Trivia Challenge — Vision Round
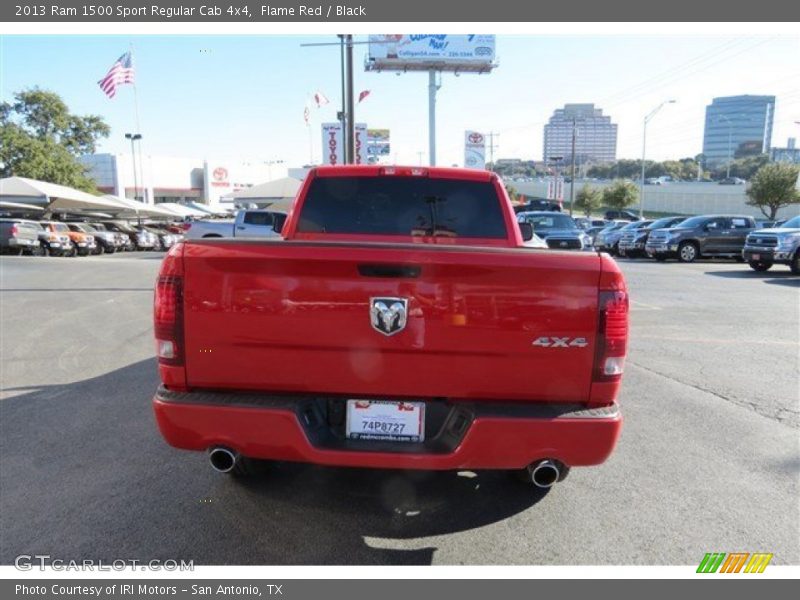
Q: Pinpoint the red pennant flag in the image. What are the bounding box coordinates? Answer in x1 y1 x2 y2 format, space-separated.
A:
358 90 371 103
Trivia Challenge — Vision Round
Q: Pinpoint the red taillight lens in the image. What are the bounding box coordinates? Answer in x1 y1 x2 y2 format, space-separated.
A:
154 275 183 365
594 290 629 381
181 223 191 231
11 224 19 236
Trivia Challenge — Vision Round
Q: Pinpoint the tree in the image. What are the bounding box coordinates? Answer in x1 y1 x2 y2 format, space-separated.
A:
746 163 800 220
0 88 109 192
574 184 602 217
602 179 639 210
504 181 519 203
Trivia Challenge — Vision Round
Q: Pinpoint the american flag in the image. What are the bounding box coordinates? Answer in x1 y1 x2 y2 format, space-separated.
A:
98 52 135 99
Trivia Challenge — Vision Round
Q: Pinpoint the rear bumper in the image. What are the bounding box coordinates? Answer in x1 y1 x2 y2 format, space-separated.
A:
152 386 622 470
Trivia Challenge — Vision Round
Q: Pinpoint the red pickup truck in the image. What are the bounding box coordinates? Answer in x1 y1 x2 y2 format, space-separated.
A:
152 166 627 488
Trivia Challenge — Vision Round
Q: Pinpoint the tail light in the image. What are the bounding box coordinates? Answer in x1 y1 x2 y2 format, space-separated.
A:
10 224 18 236
181 223 192 232
154 244 184 366
593 290 629 382
379 167 429 177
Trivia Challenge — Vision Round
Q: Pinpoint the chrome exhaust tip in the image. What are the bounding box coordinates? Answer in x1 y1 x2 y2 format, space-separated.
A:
208 447 239 473
528 459 560 488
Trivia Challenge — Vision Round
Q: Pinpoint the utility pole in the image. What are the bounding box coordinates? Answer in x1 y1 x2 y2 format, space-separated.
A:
487 132 500 170
345 35 355 165
338 35 347 164
569 119 578 217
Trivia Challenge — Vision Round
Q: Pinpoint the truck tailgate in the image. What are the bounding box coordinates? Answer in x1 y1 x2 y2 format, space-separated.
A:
181 240 601 403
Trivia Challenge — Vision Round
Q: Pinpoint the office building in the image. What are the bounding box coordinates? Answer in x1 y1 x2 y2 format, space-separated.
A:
702 95 775 168
543 104 617 166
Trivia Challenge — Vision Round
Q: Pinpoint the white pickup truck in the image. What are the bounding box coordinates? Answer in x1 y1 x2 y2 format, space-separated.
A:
184 209 287 239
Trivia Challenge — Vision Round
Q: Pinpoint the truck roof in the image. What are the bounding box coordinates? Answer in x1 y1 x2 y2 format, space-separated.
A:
310 165 495 182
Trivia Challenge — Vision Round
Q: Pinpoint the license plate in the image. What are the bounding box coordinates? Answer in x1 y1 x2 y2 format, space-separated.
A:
751 253 760 261
346 400 425 442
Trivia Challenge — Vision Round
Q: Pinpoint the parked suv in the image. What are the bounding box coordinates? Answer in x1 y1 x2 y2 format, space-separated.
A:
742 215 800 273
645 214 756 262
68 223 118 254
618 216 685 258
0 218 41 255
32 221 72 256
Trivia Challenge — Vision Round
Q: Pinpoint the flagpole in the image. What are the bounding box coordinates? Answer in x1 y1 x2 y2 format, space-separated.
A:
130 42 146 204
308 124 313 164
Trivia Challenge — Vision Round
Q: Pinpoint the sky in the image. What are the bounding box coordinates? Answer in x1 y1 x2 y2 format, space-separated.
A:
1 34 799 170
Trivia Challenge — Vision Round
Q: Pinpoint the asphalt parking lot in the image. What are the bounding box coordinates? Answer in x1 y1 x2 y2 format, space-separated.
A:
0 253 798 566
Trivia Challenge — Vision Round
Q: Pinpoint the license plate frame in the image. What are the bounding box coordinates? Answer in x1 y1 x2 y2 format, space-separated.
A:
751 253 761 261
345 400 425 443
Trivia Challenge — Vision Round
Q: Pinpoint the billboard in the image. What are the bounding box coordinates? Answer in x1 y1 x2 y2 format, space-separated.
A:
321 122 368 165
366 35 496 72
367 129 391 163
464 131 486 170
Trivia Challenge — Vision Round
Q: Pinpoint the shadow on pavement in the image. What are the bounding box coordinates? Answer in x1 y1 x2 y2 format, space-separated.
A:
0 359 548 566
704 269 799 287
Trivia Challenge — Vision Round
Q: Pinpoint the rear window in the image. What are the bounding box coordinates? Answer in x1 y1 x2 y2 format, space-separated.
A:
296 176 507 238
243 212 274 226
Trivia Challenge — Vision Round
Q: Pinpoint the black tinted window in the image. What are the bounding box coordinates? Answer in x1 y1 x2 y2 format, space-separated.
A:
243 212 274 226
297 176 507 238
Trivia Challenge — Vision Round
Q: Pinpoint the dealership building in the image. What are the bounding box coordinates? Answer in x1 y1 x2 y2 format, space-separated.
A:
78 153 296 208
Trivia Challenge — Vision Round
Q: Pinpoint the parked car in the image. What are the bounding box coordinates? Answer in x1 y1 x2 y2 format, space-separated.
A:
585 225 609 245
574 217 608 230
718 177 746 185
184 209 286 239
139 225 178 250
153 165 628 486
32 221 72 256
513 198 562 213
0 218 41 255
88 223 128 252
742 215 800 273
67 223 118 254
618 216 685 258
604 210 640 222
516 211 593 250
42 221 96 256
597 220 652 255
645 214 756 262
100 221 155 251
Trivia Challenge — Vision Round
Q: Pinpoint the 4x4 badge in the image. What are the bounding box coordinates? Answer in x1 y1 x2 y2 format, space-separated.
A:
532 336 589 348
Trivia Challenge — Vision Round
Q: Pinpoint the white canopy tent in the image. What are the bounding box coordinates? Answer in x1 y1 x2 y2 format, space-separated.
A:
224 177 302 213
156 202 210 218
101 195 178 218
0 177 124 212
0 200 45 212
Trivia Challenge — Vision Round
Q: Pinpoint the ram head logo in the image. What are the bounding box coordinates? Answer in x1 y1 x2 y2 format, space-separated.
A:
370 297 408 336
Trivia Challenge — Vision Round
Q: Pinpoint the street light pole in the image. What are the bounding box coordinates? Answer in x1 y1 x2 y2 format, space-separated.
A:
639 100 676 219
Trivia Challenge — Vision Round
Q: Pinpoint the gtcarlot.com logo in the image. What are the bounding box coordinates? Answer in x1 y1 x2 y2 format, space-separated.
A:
697 552 773 573
15 555 194 571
